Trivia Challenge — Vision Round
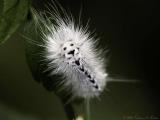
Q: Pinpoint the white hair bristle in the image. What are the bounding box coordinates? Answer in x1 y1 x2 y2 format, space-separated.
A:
31 1 108 99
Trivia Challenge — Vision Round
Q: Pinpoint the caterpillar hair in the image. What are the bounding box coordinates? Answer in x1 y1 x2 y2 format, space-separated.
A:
25 0 108 102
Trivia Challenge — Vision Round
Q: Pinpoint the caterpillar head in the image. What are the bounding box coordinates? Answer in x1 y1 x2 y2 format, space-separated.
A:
61 40 80 61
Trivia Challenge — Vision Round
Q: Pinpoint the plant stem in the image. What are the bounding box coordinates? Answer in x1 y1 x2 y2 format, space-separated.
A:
85 99 91 120
61 99 85 120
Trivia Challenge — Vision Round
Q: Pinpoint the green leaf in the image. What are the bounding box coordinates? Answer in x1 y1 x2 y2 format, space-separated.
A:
0 0 4 17
0 0 30 45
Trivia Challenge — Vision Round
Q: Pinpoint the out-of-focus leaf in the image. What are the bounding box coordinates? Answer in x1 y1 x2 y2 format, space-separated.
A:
3 0 16 13
0 0 30 45
0 0 4 17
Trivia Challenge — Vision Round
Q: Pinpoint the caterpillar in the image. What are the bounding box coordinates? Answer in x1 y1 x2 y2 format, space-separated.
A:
25 1 108 101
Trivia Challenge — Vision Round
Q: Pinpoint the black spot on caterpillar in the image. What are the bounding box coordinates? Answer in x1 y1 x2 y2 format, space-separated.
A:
79 66 84 72
63 47 67 50
68 50 75 55
87 74 91 79
85 71 88 75
70 43 74 46
90 79 95 84
75 60 80 66
94 85 99 89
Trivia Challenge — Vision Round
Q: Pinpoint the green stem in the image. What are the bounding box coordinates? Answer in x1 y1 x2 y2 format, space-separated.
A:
85 99 91 120
61 99 86 120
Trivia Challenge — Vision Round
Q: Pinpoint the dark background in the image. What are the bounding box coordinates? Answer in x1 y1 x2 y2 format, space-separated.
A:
0 0 160 119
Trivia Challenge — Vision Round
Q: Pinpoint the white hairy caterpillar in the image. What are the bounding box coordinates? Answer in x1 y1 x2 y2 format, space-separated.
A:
43 4 108 99
46 29 108 98
25 1 109 102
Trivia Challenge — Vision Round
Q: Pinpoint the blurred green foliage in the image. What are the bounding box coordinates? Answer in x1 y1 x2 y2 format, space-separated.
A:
0 0 30 44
